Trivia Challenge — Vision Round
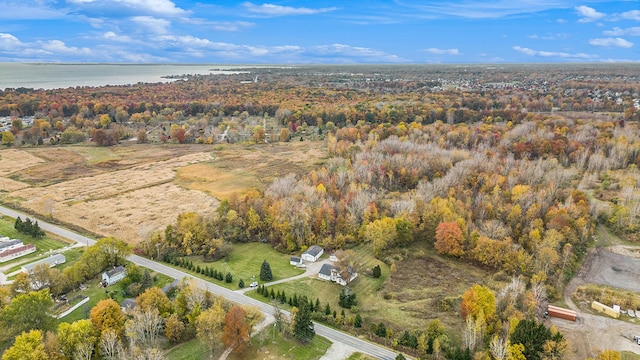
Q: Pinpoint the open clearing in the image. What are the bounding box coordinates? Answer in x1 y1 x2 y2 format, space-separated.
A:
552 239 640 359
0 142 326 244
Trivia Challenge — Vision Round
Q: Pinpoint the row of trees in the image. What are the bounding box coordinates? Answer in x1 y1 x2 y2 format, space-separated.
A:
14 217 45 238
1 279 264 360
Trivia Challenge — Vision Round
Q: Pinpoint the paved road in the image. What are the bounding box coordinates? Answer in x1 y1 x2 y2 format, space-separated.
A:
0 205 402 360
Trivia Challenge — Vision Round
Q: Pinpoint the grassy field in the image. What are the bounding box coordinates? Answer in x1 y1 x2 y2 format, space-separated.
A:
165 339 212 360
176 242 305 289
347 353 378 360
249 242 496 339
1 142 326 244
229 328 332 360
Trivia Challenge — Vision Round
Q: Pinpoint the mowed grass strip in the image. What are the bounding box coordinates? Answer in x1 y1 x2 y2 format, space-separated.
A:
229 328 332 360
166 338 212 360
181 243 304 287
65 147 122 165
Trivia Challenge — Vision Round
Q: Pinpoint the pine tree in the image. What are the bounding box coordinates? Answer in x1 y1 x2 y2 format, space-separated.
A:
293 301 315 343
260 260 273 281
238 279 245 289
372 264 382 278
225 272 233 283
354 314 363 328
324 303 331 315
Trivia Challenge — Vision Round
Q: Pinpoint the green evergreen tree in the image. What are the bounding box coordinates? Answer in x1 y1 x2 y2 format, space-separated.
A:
293 301 315 343
238 279 245 289
325 303 331 315
225 272 233 283
372 264 382 278
260 259 273 281
354 314 363 328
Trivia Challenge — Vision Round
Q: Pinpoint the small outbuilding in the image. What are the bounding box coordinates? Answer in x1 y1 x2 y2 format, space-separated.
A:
102 266 127 287
290 256 302 266
120 298 136 312
302 245 323 262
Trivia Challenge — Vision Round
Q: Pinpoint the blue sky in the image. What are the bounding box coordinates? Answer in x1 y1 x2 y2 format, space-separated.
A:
1 0 639 63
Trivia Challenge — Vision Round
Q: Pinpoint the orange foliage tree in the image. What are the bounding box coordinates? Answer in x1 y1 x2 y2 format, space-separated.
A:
434 221 464 257
221 306 250 353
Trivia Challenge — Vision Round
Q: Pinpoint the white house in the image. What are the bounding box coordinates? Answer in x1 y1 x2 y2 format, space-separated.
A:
21 253 66 273
301 245 323 262
290 256 302 266
102 266 127 286
0 239 36 263
318 263 358 286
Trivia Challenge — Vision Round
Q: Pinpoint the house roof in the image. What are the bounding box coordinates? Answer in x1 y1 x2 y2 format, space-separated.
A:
0 239 23 250
105 265 126 278
319 263 338 277
120 298 136 309
0 244 35 259
22 253 66 272
290 256 301 261
303 245 323 257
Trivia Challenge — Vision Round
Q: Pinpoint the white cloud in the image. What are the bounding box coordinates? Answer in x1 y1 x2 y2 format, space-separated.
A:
589 37 634 48
311 44 406 63
242 2 337 16
210 21 254 32
0 3 66 20
575 5 605 22
621 10 640 21
528 33 570 40
603 27 640 36
68 0 188 17
513 45 597 59
424 48 460 55
397 1 592 19
130 16 171 34
41 40 92 55
0 33 21 49
102 31 134 42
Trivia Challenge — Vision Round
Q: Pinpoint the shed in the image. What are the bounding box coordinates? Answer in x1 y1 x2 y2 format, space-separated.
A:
120 298 136 312
547 305 576 322
302 245 323 262
290 256 302 266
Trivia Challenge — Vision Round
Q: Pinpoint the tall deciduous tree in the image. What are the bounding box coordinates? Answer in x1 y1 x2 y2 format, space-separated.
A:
57 319 96 359
90 299 126 336
195 301 226 352
2 330 47 360
222 306 250 352
0 290 55 340
136 287 173 317
434 221 464 257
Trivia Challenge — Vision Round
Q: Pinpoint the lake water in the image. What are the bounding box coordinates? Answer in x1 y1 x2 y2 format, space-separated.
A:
0 63 251 90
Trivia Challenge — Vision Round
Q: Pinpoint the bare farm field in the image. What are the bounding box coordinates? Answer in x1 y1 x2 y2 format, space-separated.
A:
0 142 327 244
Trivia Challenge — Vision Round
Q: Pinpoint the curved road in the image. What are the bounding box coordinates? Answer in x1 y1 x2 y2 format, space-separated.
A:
0 205 402 360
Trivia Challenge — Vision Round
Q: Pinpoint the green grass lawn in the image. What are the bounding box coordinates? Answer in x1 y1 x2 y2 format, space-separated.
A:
229 328 332 360
347 353 378 360
165 339 213 360
247 243 388 317
172 242 305 289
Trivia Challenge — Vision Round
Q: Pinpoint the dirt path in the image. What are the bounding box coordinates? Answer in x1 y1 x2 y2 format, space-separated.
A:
554 247 640 359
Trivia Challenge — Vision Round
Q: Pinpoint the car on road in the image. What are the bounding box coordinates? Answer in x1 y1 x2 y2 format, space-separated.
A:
249 281 258 288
